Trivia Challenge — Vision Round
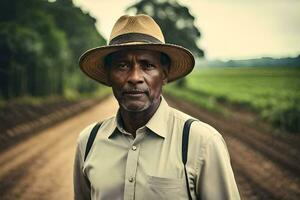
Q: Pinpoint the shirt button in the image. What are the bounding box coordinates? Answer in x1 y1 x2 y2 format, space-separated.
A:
128 177 134 182
132 146 137 151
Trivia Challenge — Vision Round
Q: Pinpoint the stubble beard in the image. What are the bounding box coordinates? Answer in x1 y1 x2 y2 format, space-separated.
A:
119 93 161 113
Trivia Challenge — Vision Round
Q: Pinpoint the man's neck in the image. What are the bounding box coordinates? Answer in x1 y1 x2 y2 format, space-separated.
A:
120 98 161 137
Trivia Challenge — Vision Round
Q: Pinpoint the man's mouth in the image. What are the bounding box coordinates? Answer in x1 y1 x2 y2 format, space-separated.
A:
123 90 146 97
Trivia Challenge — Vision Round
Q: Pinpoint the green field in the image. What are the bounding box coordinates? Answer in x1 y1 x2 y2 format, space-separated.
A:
164 67 300 133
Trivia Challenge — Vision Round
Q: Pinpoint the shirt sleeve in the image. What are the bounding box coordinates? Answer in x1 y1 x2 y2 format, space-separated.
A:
73 140 91 200
196 133 241 200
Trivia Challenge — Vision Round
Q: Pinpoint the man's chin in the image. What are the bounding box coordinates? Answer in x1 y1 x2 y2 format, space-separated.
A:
121 102 149 112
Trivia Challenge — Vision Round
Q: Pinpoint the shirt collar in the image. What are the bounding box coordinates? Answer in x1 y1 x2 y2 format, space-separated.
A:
145 95 169 138
109 95 170 139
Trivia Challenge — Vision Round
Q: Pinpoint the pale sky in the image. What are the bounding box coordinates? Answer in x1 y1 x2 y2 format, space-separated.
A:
74 0 300 60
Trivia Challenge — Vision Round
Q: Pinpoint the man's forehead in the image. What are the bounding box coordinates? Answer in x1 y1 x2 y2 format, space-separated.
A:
110 49 161 60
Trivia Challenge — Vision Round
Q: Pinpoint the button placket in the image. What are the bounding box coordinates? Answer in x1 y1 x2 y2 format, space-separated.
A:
123 142 140 200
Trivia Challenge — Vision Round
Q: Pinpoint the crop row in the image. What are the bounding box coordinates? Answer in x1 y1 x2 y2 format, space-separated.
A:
164 67 300 132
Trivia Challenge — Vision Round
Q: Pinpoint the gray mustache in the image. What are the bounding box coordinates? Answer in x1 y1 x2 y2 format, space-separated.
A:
122 87 149 93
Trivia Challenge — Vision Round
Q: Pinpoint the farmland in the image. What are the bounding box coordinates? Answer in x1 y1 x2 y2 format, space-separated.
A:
164 67 300 132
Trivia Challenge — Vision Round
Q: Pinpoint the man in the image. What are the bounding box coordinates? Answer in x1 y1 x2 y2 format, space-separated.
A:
74 14 240 200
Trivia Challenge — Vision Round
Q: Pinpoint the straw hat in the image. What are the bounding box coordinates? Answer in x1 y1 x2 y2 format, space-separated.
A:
79 14 195 86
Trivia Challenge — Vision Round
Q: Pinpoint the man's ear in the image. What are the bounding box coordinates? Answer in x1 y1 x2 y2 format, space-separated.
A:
163 79 168 85
162 66 169 85
104 65 112 86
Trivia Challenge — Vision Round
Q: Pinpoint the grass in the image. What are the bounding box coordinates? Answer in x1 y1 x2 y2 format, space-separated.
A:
64 86 111 100
163 83 229 116
0 86 112 109
165 66 300 133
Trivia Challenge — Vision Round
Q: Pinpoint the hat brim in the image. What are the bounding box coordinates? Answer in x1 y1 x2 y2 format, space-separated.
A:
79 43 195 86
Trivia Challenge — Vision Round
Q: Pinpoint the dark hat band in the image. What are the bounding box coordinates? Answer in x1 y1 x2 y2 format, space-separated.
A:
109 33 163 45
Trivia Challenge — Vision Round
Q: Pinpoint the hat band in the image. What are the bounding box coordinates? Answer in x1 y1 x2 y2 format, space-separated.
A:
109 33 163 45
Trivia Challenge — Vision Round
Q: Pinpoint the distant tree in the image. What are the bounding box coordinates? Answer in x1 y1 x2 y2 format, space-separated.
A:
127 0 204 87
0 0 107 99
0 0 70 98
45 0 106 92
45 0 106 67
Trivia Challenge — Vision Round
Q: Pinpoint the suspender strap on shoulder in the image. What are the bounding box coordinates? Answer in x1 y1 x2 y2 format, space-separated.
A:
182 118 197 200
84 122 102 161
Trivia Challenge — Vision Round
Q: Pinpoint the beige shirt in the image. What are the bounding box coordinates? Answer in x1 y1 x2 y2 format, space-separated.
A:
73 96 240 200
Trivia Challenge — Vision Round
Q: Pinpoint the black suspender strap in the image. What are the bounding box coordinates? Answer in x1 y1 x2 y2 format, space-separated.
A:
182 119 197 200
84 122 102 162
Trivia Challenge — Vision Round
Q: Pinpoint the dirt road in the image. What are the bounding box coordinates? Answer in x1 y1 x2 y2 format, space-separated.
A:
1 95 299 199
0 96 118 200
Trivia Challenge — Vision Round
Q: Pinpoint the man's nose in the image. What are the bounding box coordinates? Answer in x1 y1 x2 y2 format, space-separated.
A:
127 64 144 84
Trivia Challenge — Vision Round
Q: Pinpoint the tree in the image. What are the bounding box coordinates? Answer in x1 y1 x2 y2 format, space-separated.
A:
45 0 107 92
0 0 107 99
45 0 106 67
0 0 70 98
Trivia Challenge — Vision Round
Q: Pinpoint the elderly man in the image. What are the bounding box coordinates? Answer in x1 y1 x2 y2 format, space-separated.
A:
73 14 240 200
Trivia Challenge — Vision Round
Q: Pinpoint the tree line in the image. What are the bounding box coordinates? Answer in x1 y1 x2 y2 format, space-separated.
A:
0 0 106 99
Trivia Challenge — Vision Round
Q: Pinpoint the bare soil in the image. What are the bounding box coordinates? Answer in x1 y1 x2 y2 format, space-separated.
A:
0 96 118 200
0 97 107 151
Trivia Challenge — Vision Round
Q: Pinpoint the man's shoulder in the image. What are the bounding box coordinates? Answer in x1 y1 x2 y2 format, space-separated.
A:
76 116 116 145
170 106 221 142
169 106 195 122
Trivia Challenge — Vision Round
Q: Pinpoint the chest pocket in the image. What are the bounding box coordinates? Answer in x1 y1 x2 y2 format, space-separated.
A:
145 175 187 200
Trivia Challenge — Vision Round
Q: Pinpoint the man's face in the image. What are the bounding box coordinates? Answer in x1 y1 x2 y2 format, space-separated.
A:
106 49 168 112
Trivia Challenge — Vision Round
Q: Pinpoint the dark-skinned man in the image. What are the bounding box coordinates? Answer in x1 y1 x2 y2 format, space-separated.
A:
73 14 240 200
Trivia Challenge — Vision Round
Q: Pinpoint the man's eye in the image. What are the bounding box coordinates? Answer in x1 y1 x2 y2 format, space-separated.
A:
115 63 128 69
145 63 155 69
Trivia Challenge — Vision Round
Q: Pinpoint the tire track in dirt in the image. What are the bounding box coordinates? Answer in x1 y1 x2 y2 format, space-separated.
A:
227 135 300 200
